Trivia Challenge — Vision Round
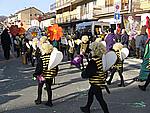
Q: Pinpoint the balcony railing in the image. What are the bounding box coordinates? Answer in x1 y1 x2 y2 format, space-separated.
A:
140 0 150 10
56 14 78 23
56 0 71 9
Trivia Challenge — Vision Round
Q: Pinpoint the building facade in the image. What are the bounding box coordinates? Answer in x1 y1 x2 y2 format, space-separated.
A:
56 0 101 34
55 0 150 33
7 7 44 30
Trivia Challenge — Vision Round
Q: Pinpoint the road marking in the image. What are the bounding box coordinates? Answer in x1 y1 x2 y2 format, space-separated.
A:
0 79 11 82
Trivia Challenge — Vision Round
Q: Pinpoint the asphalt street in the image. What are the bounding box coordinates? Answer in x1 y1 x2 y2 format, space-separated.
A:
0 48 150 113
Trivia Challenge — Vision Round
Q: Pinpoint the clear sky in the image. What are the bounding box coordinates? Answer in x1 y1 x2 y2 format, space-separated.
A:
0 0 55 16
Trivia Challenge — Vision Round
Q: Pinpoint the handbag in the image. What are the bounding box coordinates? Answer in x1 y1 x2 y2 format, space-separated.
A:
71 55 82 66
37 74 45 83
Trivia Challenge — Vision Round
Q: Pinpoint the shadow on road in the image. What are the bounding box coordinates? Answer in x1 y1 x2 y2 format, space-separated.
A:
1 85 150 113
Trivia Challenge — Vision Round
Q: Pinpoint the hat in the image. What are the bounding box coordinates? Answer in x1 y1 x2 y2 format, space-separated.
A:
113 43 123 51
81 35 89 43
91 42 106 58
41 43 53 55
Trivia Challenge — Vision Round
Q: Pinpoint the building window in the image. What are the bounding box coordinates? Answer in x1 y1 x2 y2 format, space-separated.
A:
93 0 97 5
105 0 114 7
122 0 129 10
56 0 61 7
81 3 89 15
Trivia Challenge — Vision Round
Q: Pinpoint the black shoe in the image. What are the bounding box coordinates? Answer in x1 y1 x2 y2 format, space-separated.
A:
138 85 146 91
118 84 125 87
106 81 111 85
35 99 41 105
45 102 53 107
32 63 35 67
80 106 90 113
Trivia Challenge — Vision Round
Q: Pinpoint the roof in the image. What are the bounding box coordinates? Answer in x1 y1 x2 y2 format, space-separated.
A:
15 7 44 14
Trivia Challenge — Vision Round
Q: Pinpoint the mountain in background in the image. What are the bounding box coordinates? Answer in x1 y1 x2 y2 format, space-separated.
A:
0 16 7 22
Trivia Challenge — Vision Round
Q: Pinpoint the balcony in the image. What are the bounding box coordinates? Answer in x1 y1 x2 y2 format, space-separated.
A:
72 0 95 5
140 1 150 10
57 13 78 24
132 0 142 12
56 0 71 11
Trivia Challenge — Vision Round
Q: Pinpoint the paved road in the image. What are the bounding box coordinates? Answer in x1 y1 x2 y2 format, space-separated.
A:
0 53 149 113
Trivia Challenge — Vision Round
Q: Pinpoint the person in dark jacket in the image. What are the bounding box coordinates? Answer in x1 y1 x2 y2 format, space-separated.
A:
33 43 58 107
1 28 12 60
121 29 129 47
80 42 109 113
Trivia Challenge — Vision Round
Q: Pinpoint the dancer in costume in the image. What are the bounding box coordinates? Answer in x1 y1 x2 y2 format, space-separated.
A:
146 16 150 38
80 41 110 113
80 35 90 70
107 43 125 87
134 17 150 81
138 18 150 89
138 59 150 91
33 43 58 107
68 35 75 62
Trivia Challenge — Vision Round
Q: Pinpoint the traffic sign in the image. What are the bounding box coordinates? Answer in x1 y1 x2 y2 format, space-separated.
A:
114 0 121 13
114 13 120 20
115 5 120 10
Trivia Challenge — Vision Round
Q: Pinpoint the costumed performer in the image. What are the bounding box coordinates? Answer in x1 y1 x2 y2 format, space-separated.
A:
80 41 109 113
138 58 150 91
68 35 75 63
134 17 150 81
80 35 90 70
33 43 58 107
137 16 150 89
107 43 125 87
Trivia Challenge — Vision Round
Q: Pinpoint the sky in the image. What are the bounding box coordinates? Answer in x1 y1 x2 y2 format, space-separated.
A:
0 0 55 16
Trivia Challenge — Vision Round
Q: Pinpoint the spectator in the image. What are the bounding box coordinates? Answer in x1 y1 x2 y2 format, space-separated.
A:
0 28 12 60
121 29 129 47
105 28 116 52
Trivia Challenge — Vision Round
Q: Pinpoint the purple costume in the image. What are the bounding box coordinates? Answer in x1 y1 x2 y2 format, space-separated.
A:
105 33 116 52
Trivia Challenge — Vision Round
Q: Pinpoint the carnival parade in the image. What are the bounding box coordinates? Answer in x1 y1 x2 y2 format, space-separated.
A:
0 0 150 113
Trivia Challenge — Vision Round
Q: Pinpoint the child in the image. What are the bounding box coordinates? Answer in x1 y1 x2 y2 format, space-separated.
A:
80 42 109 113
33 43 58 107
107 43 125 87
